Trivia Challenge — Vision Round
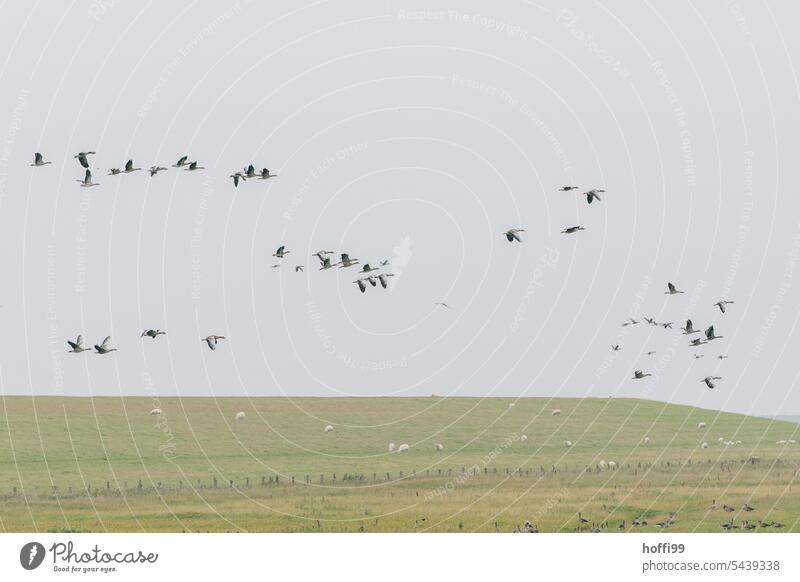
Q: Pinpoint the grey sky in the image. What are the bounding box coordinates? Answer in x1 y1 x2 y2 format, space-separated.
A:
0 1 798 416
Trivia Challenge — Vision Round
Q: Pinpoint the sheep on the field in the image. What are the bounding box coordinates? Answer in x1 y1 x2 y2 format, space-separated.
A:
698 421 707 429
717 437 724 442
388 442 396 452
398 443 409 453
235 411 246 421
643 436 650 444
776 440 788 445
563 440 572 448
508 402 516 407
150 408 162 416
790 439 797 444
520 434 528 442
598 460 607 469
435 443 444 451
552 409 562 416
324 424 334 433
735 440 742 444
701 442 709 449
607 461 618 470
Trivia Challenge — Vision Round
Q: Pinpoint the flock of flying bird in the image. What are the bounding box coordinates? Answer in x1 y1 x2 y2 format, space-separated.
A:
504 185 733 393
31 149 401 354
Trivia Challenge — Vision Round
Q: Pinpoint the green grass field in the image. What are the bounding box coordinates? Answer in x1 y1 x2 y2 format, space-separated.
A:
1 396 798 532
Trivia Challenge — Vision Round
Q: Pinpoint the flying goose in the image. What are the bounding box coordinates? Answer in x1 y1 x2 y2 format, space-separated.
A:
435 302 453 310
359 264 379 273
76 169 99 187
561 226 585 234
644 317 657 325
621 318 639 327
172 156 189 168
504 228 524 242
123 159 141 173
67 335 90 353
31 152 51 166
584 189 604 204
107 167 121 175
377 273 394 288
611 344 621 351
74 151 96 168
693 354 704 359
559 185 579 191
354 278 367 293
230 171 245 187
701 376 722 389
717 355 728 360
258 168 277 179
365 276 377 287
705 325 723 341
689 338 707 347
183 161 204 171
339 253 359 268
665 282 684 294
632 370 652 379
318 257 336 270
646 351 656 356
681 319 699 334
313 250 335 262
149 166 168 176
202 335 225 350
141 329 166 339
714 300 735 313
272 245 290 258
295 265 304 272
661 322 673 329
380 259 390 266
243 164 257 179
94 336 117 354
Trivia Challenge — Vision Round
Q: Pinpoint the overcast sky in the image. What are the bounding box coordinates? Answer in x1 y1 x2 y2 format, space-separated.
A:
0 0 799 416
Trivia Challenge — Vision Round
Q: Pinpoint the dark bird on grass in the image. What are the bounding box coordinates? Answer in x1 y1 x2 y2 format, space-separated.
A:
504 228 524 242
94 336 117 354
742 503 755 512
665 282 684 295
632 370 652 379
702 376 722 389
31 152 51 166
141 329 166 339
578 512 589 524
561 226 585 234
74 151 95 168
714 300 735 314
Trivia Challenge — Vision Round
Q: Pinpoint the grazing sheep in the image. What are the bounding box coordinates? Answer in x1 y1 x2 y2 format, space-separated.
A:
520 435 528 442
150 408 162 416
435 443 444 451
698 422 707 429
735 440 742 445
643 436 650 444
598 460 607 469
717 437 724 442
701 442 709 449
398 443 409 453
552 409 562 416
607 461 618 470
508 402 516 407
563 440 572 448
776 440 788 445
324 424 334 433
388 442 396 452
235 411 246 421
790 439 797 444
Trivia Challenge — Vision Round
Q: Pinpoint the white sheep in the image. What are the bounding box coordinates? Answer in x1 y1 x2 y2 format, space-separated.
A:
398 443 409 453
735 440 742 444
698 421 707 429
790 439 797 444
235 411 246 421
607 461 618 470
435 443 444 451
717 437 724 442
776 440 788 445
508 402 516 407
598 460 607 469
324 424 334 433
388 442 396 452
563 440 572 448
643 436 651 444
701 442 709 449
150 408 162 416
552 409 562 416
520 435 528 442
